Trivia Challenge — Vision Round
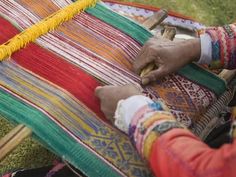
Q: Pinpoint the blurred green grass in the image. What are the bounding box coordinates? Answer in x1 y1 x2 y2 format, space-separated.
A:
122 0 236 26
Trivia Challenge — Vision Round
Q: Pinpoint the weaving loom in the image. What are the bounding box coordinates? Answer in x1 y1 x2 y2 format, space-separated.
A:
0 0 234 176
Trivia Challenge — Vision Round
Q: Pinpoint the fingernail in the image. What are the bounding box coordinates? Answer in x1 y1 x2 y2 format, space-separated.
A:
96 86 102 90
95 86 102 96
141 78 149 85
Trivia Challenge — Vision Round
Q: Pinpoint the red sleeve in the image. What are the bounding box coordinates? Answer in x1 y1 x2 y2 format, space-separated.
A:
149 128 236 177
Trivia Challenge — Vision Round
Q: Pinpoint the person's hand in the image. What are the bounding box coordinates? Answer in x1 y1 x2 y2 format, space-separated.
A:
95 84 143 122
133 36 201 85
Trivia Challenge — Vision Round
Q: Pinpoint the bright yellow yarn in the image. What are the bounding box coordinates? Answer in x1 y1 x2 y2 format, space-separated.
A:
0 0 97 61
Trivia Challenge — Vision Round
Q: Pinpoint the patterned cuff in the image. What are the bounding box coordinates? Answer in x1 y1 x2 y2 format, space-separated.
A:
114 95 154 133
127 100 185 159
152 121 184 135
206 24 236 69
142 120 184 159
129 108 184 159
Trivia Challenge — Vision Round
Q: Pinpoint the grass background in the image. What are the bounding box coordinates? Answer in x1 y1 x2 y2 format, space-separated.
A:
121 0 236 26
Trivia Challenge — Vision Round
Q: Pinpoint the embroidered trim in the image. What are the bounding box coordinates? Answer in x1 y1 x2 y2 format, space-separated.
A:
206 24 236 69
127 101 184 159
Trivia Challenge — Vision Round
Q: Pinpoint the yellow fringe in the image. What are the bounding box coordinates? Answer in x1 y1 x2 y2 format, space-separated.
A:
0 0 97 61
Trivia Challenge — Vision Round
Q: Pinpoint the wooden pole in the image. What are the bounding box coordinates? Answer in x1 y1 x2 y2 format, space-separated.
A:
0 124 32 161
218 69 236 82
140 26 176 77
142 9 168 30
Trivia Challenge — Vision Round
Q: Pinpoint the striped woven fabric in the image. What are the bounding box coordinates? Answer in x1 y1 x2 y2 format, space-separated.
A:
0 0 227 176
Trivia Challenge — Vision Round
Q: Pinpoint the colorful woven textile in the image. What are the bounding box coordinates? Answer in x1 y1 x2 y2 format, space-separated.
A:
103 0 205 31
0 0 227 176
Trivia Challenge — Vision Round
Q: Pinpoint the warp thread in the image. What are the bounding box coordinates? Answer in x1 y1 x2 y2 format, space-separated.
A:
0 0 97 61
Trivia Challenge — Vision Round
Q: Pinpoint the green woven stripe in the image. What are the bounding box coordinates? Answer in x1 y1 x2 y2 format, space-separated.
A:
87 3 226 96
0 88 121 177
177 63 226 96
86 3 152 45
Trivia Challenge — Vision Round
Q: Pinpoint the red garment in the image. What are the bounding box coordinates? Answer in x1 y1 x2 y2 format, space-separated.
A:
149 129 236 177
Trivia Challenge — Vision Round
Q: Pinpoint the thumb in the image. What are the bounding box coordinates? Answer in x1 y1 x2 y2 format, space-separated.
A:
133 54 156 75
141 67 166 85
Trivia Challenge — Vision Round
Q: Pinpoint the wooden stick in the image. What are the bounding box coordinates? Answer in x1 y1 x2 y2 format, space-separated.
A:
162 26 177 40
142 9 168 30
0 124 32 161
140 26 177 77
0 124 25 149
218 69 236 82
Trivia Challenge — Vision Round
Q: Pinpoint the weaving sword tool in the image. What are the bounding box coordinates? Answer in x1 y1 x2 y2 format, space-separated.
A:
140 26 177 78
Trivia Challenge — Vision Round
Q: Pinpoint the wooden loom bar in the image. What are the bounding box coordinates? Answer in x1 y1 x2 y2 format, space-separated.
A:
162 26 177 41
0 124 32 161
140 26 177 77
219 69 236 83
142 9 168 30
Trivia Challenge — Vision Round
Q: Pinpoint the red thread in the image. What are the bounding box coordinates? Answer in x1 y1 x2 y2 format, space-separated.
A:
0 17 107 122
